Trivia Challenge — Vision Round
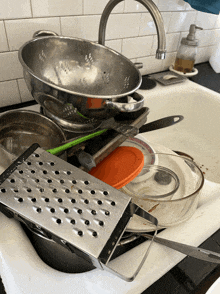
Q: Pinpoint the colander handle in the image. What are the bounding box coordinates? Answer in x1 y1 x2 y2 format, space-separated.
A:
33 30 59 38
102 204 158 282
105 92 144 112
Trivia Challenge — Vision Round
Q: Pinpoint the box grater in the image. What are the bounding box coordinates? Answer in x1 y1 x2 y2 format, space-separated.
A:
0 143 158 281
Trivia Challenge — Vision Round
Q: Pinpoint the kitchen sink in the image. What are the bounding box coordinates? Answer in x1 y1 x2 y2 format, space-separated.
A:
138 78 220 184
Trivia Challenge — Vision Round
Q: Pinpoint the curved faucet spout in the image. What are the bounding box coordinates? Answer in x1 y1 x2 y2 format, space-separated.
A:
98 0 166 59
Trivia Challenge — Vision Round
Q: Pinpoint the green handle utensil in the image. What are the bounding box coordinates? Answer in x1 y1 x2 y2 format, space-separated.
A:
47 129 107 155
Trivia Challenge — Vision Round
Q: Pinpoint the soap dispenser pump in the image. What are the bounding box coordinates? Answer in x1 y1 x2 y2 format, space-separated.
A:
174 24 203 74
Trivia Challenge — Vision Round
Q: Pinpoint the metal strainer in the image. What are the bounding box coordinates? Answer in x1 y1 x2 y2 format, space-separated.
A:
0 143 158 281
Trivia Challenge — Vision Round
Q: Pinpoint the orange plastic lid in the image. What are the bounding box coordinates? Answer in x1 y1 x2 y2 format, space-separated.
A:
89 146 144 189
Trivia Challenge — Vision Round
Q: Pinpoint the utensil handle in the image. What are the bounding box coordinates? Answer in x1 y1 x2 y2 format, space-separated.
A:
105 92 144 112
142 234 220 264
139 115 184 133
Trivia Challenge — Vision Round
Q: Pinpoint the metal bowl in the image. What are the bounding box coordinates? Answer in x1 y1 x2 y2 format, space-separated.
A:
0 110 66 159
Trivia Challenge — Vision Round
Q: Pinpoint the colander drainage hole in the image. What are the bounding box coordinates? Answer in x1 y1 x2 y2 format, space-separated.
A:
78 189 83 194
71 199 76 203
36 208 41 213
103 191 108 196
1 188 6 193
47 179 52 183
58 198 63 203
50 208 55 213
27 188 32 192
70 219 75 224
31 198 36 202
10 179 15 183
45 198 50 202
78 231 83 236
99 221 104 226
91 190 95 195
27 162 31 166
18 198 23 203
97 200 102 205
56 219 62 224
64 208 69 214
84 199 89 204
34 154 40 158
72 180 77 184
85 220 90 225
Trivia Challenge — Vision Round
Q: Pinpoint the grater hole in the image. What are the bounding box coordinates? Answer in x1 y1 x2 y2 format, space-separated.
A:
91 210 97 215
52 188 58 193
47 179 52 183
99 221 104 226
78 231 83 236
66 171 71 175
71 198 76 203
27 188 32 193
31 198 37 202
18 197 23 203
58 198 63 203
84 199 89 204
43 170 47 174
10 179 15 183
77 209 82 214
78 189 83 194
19 170 23 174
56 219 62 224
84 220 90 226
45 198 50 202
34 153 40 157
13 189 18 193
55 171 60 175
39 188 44 193
91 190 95 195
65 189 70 193
50 162 55 166
64 208 69 214
1 188 6 193
72 180 77 184
50 208 55 213
84 181 89 185
31 170 35 174
105 211 110 216
111 201 116 206
36 208 42 213
35 179 40 183
27 162 31 165
70 219 75 225
60 179 64 184
92 231 98 237
97 200 102 205
39 162 43 166
103 191 108 196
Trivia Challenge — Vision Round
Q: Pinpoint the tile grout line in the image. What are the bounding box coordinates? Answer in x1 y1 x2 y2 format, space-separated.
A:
2 20 10 51
16 79 22 103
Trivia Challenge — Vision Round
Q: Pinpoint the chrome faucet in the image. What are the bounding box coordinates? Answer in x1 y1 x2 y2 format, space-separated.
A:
98 0 166 60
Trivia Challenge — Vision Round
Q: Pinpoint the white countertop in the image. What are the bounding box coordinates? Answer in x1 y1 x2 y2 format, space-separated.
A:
0 79 220 293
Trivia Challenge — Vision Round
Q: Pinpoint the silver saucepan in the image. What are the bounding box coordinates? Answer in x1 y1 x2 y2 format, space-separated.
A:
19 30 144 121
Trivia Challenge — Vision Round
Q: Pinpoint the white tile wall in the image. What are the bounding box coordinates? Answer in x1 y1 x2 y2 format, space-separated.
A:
31 0 83 17
0 0 220 108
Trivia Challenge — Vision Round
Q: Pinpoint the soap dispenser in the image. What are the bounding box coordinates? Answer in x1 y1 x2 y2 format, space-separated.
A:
174 24 203 74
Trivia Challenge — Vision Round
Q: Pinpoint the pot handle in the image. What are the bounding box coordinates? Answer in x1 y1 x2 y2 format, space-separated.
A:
33 30 59 38
105 92 144 112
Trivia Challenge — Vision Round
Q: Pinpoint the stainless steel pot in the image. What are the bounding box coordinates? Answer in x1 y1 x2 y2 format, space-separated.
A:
19 31 144 120
0 110 67 160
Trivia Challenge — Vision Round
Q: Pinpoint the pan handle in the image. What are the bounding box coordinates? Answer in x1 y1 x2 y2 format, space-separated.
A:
33 30 59 38
105 92 144 112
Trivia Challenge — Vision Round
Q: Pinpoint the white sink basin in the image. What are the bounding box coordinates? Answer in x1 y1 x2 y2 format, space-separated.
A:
138 79 220 183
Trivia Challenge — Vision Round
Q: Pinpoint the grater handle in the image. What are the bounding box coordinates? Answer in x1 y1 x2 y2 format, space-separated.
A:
102 204 158 282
